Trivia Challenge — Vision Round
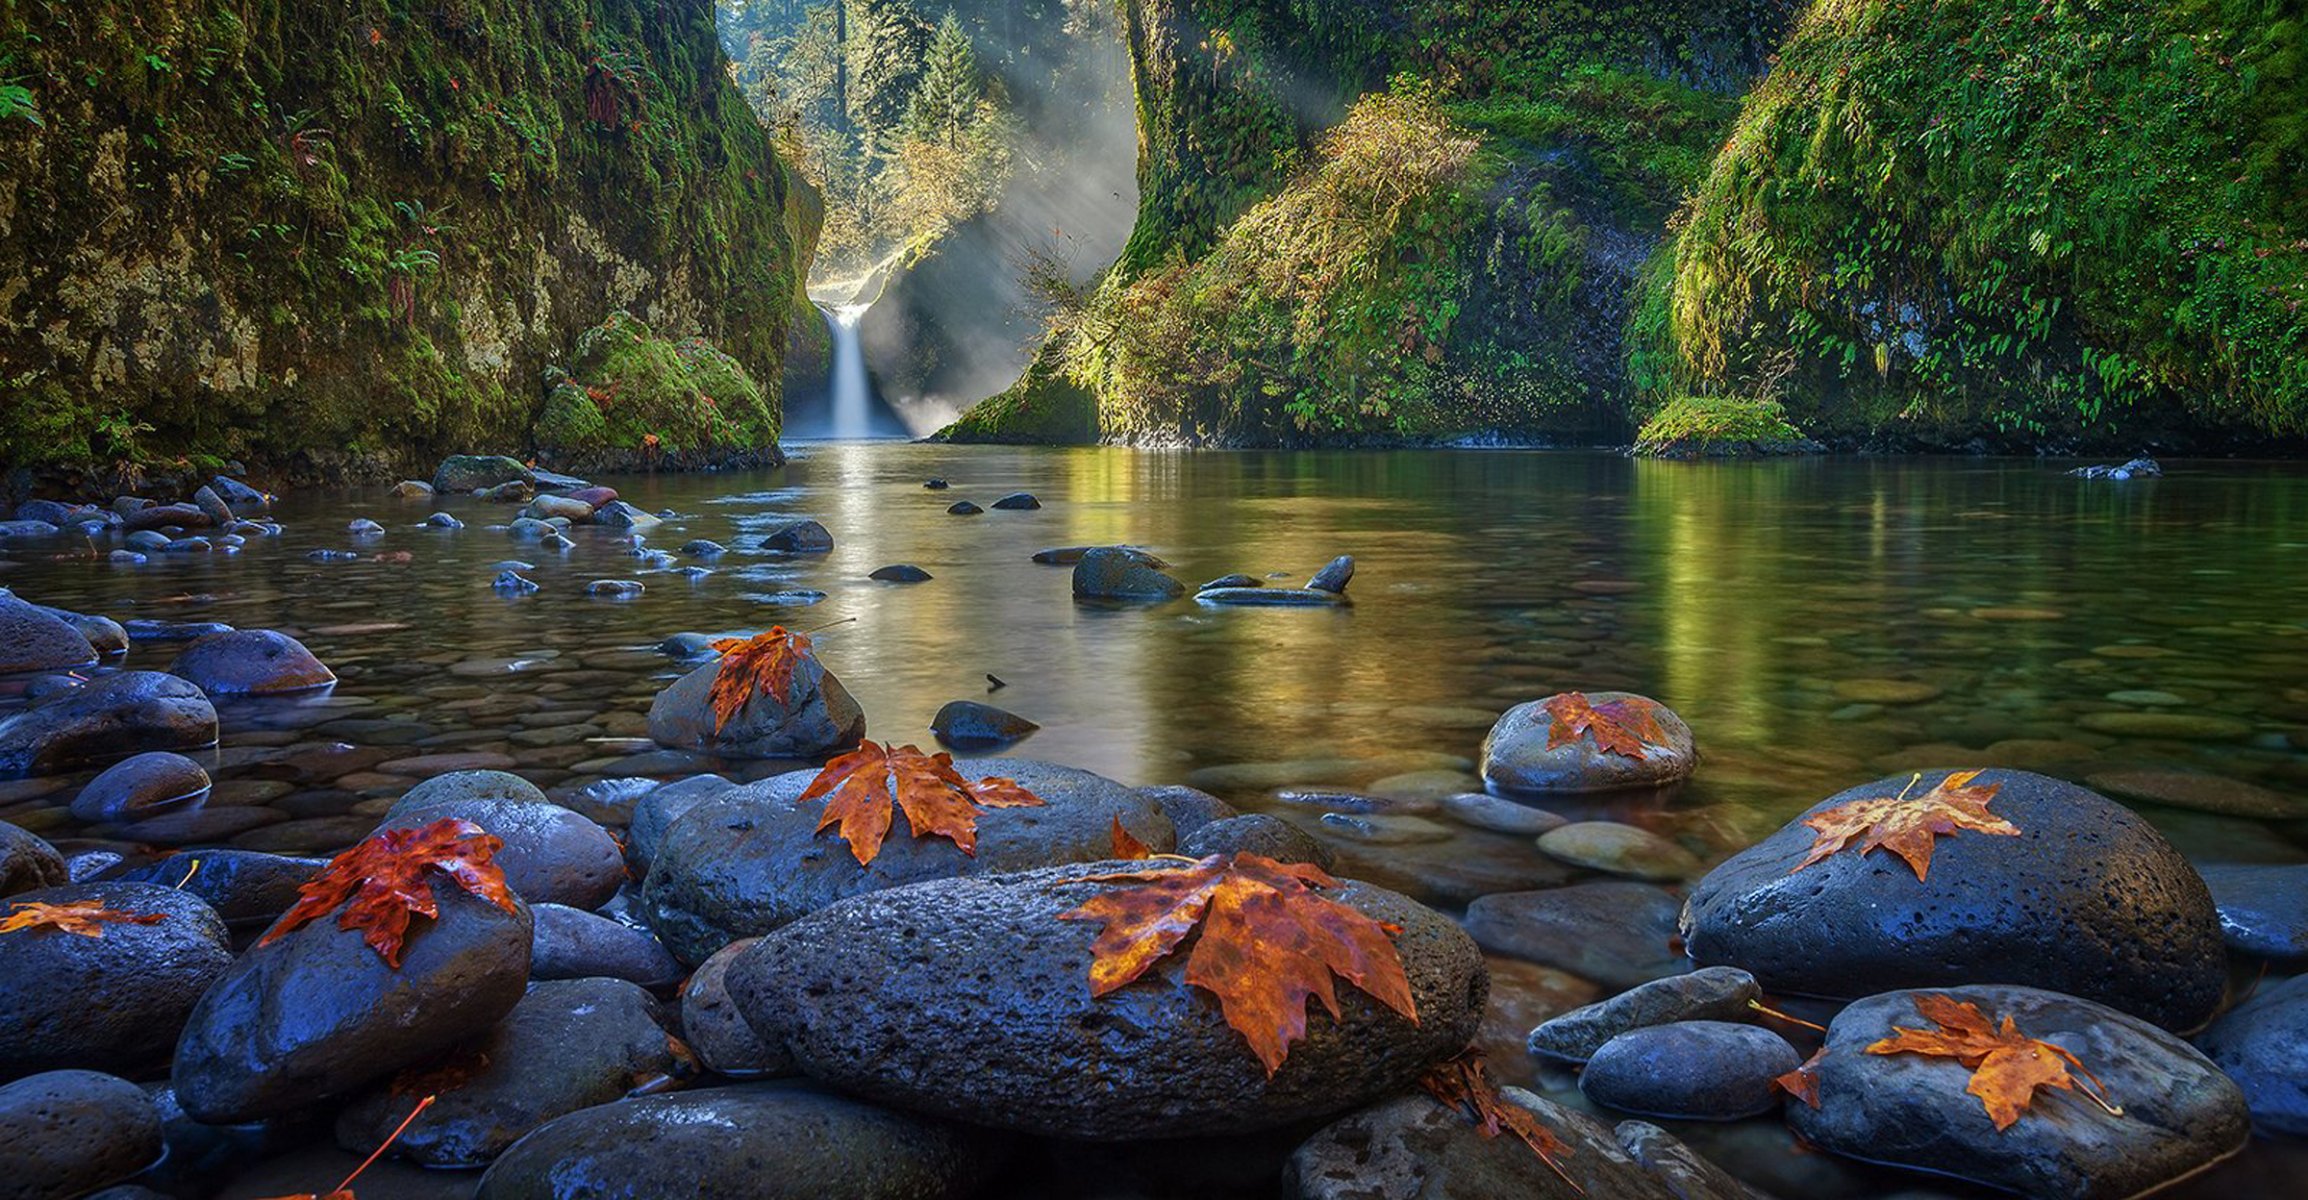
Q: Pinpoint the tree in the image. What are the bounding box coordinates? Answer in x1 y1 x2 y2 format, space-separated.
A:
844 0 931 134
903 12 984 148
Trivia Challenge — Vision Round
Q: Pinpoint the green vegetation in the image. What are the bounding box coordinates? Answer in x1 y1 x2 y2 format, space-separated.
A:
1668 0 2308 442
537 313 778 461
1632 395 1811 458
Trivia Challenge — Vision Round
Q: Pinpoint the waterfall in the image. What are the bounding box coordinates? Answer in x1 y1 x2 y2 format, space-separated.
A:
819 301 875 441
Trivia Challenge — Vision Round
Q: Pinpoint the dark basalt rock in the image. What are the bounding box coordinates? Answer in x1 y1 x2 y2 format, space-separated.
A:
625 774 736 875
0 1071 163 1200
1 819 69 897
1033 545 1169 567
1464 881 1689 990
0 595 100 675
947 500 983 515
646 653 865 761
0 671 219 778
2197 864 2308 962
377 800 624 911
1179 813 1335 870
869 564 932 582
123 503 208 532
1612 1122 1767 1200
210 475 272 515
0 882 233 1078
123 619 234 642
1306 555 1355 594
168 630 335 696
1681 769 2226 1031
1137 784 1238 840
529 903 682 988
2195 972 2308 1137
728 862 1485 1140
759 519 833 553
171 884 532 1123
1579 1021 1798 1121
1791 986 2249 1200
335 978 679 1168
474 1082 1009 1200
929 700 1038 748
36 606 129 656
990 492 1041 510
119 849 324 927
1480 692 1697 793
1529 966 1760 1063
1196 587 1344 607
1073 546 1186 601
1285 1088 1677 1200
70 751 212 823
640 759 1176 964
681 937 793 1078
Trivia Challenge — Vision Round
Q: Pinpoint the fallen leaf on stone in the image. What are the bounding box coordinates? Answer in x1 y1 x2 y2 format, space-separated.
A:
707 626 815 732
0 898 168 939
799 741 1045 865
259 817 518 968
1792 770 2019 881
1542 692 1669 760
1865 993 2120 1130
1421 1047 1580 1189
1774 1046 1826 1109
1110 816 1153 859
1059 852 1418 1076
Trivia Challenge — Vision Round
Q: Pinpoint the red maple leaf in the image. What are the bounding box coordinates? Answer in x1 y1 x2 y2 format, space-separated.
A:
259 818 518 967
798 742 1045 864
1541 692 1669 759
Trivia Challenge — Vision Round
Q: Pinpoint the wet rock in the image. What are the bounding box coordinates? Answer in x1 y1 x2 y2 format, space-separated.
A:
2086 769 2308 819
190 485 235 527
643 759 1176 963
2069 456 2162 480
0 1071 163 1200
1073 547 1186 601
1306 555 1355 594
1465 882 1688 990
2198 864 2308 961
522 495 592 523
1197 587 1345 607
378 800 623 911
490 570 537 595
107 550 147 565
122 530 171 552
169 630 335 696
1285 1088 1676 1200
681 539 725 557
124 619 234 642
210 475 271 514
991 492 1041 510
391 770 548 811
1612 1122 1768 1200
118 806 287 845
1318 812 1454 845
646 652 865 761
505 517 554 542
335 978 677 1168
729 861 1483 1139
681 937 792 1077
1580 1021 1798 1121
1537 822 1701 881
1681 769 2226 1031
0 595 100 675
0 882 233 1077
33 605 128 656
556 776 659 827
2196 972 2308 1137
590 501 659 531
540 531 575 552
869 564 932 582
1179 813 1335 869
1200 574 1261 591
929 700 1037 748
924 478 949 489
346 518 385 536
947 500 983 515
474 1081 1006 1200
1034 546 1170 567
1439 791 1566 836
759 519 833 553
2075 711 2251 740
1481 693 1698 794
1791 985 2248 1200
584 579 645 599
530 903 682 987
1 819 68 896
172 881 532 1123
433 456 533 495
1139 784 1237 839
0 519 62 540
307 548 360 562
420 512 464 530
389 480 434 500
119 849 324 926
0 671 219 777
1529 967 1762 1064
626 774 737 874
70 752 212 822
125 503 209 532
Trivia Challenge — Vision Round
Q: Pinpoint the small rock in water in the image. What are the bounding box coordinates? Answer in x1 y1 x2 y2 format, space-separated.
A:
2069 456 2163 480
1580 1021 1800 1121
1465 881 1689 990
478 479 535 504
169 629 336 695
585 579 646 599
191 484 236 526
591 500 660 530
68 751 211 822
2197 864 2308 962
990 492 1041 510
1073 546 1186 601
947 500 983 515
107 550 147 565
492 570 539 595
1530 966 1763 1064
389 480 434 500
870 564 933 583
1305 554 1355 594
1317 811 1454 845
1481 692 1698 794
541 531 575 551
657 632 719 659
347 518 384 536
524 494 593 523
433 454 534 494
760 518 833 553
924 478 950 489
307 548 361 562
1034 545 1170 567
681 539 726 557
929 699 1036 747
420 511 464 529
1536 821 1701 881
1439 791 1566 836
1196 587 1343 607
162 536 212 553
1199 574 1260 591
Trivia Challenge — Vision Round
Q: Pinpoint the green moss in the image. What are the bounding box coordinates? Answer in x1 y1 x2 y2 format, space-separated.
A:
537 311 776 458
935 337 1099 444
1632 394 1811 457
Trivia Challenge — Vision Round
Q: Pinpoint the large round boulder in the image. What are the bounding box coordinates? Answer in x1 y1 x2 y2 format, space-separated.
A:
376 800 624 911
1480 692 1697 794
646 653 865 760
0 1071 163 1200
0 882 233 1077
2195 971 2308 1137
0 671 218 777
1681 769 2225 1031
168 630 335 695
726 861 1485 1140
624 774 735 874
639 759 1176 963
0 820 67 897
0 595 100 675
69 751 212 823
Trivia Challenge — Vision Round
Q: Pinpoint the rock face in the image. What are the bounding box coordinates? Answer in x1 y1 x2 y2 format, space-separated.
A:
1529 966 1762 1063
2195 972 2308 1137
1285 1089 1677 1200
728 862 1485 1140
1579 1021 1798 1121
171 884 532 1123
378 800 625 911
1790 986 2250 1200
335 978 679 1168
0 595 101 675
0 882 233 1077
474 1082 1010 1200
1073 547 1187 600
1480 693 1698 793
168 630 336 695
646 653 866 760
640 759 1177 963
69 752 212 823
0 1071 164 1200
0 671 218 777
1681 769 2226 1031
1 820 69 897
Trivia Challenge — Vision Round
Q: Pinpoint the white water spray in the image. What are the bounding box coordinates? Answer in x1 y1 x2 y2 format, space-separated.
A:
817 300 875 440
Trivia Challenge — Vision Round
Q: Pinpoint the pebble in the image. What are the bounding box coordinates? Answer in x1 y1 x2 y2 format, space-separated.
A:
1440 791 1568 835
1580 1021 1800 1121
584 579 646 599
1536 821 1701 881
2085 769 2308 819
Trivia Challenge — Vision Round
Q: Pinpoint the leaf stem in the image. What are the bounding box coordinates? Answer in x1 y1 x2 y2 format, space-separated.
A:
1748 998 1828 1032
334 1094 435 1193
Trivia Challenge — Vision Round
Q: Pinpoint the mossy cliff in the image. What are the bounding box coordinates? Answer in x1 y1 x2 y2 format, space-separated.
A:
0 0 815 479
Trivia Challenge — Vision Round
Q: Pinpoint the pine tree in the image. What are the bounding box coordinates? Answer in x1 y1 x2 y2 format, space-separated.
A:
844 0 931 135
903 13 983 148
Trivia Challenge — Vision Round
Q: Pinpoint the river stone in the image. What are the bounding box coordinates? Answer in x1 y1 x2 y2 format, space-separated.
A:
2076 711 2252 740
1536 821 1701 881
0 595 100 675
2197 864 2308 961
1139 784 1238 839
388 769 548 811
70 752 212 822
990 491 1041 510
335 978 678 1168
1580 1021 1798 1121
119 849 324 926
0 882 233 1077
1073 546 1186 600
1529 966 1763 1063
0 519 61 540
522 494 591 523
1200 573 1261 591
1681 768 2226 1031
1306 555 1355 594
759 519 833 553
433 455 533 494
211 475 271 514
169 630 335 695
1 819 67 896
640 759 1176 963
2085 769 2308 819
171 883 532 1123
36 606 128 656
0 1071 164 1200
1180 813 1335 869
947 500 983 515
1790 986 2249 1200
1481 693 1698 794
646 652 866 760
1613 1122 1769 1200
378 800 624 910
1285 1088 1677 1200
0 671 219 777
474 1081 1007 1200
626 773 736 874
591 501 659 531
1196 587 1344 607
1440 791 1566 836
929 700 1038 747
1034 545 1170 567
2195 972 2308 1137
1465 882 1688 990
530 902 682 987
728 861 1483 1140
682 936 793 1078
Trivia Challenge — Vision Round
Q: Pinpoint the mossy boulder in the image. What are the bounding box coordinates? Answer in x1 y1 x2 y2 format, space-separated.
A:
535 312 781 471
1631 395 1818 459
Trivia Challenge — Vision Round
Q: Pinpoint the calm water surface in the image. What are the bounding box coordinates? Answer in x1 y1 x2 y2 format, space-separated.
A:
4 444 2306 1195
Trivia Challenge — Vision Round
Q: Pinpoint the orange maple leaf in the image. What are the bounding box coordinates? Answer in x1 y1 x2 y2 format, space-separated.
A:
1865 993 2121 1131
1059 852 1418 1076
259 818 519 968
1541 692 1669 760
797 742 1045 865
707 627 815 732
0 899 168 938
1774 1046 1826 1109
1109 816 1153 859
1421 1047 1580 1190
1792 770 2020 881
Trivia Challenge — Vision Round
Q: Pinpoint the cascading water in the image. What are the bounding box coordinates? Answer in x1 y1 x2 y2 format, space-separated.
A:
818 300 875 440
